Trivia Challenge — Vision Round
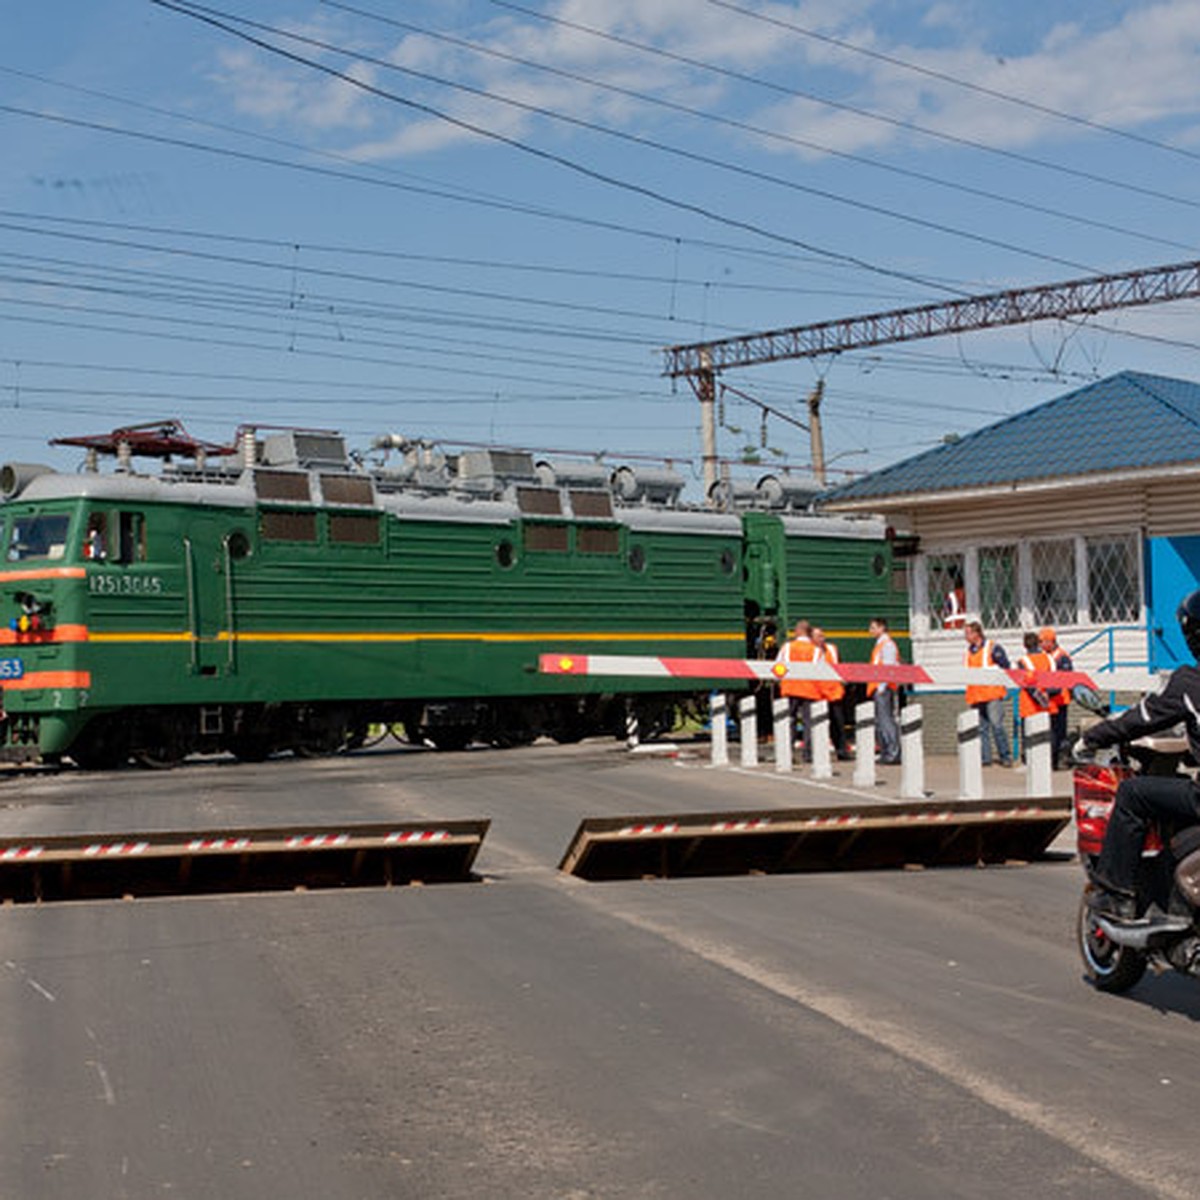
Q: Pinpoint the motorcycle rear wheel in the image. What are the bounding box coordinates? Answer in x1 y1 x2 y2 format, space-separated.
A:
1077 890 1148 993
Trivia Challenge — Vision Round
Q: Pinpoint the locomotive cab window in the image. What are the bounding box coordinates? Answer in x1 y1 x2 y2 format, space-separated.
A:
116 511 146 565
84 512 108 561
6 513 70 562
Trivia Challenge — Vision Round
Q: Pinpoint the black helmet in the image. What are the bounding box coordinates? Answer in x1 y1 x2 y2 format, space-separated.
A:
1178 590 1200 660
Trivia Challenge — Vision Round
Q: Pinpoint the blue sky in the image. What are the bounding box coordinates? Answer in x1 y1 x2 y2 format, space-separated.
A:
5 1 1200 495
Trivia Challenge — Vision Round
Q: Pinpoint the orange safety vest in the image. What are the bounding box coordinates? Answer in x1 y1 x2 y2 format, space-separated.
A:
1016 650 1054 719
779 636 822 700
964 639 1007 705
1045 645 1071 710
816 642 845 702
942 587 966 629
867 634 897 697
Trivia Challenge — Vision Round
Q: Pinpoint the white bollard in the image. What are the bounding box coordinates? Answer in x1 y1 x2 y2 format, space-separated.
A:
1024 710 1053 797
773 697 793 774
899 702 924 798
957 708 983 799
809 700 832 779
853 700 876 788
625 699 640 750
739 694 759 768
710 693 729 767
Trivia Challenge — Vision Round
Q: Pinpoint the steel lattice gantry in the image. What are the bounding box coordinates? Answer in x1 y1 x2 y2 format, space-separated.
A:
664 258 1200 498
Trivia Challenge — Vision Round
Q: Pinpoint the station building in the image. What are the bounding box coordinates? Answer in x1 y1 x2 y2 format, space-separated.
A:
821 370 1200 745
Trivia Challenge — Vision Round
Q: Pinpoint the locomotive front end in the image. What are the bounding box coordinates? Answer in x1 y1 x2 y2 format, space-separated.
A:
0 484 91 762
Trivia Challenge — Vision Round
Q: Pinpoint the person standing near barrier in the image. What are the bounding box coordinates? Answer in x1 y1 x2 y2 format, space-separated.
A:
867 617 901 765
964 620 1013 767
1039 626 1073 769
1016 631 1053 760
942 572 966 630
776 620 822 761
812 626 850 759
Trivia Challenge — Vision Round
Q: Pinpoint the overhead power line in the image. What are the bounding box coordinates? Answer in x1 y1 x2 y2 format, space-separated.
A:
489 0 1200 214
705 0 1200 166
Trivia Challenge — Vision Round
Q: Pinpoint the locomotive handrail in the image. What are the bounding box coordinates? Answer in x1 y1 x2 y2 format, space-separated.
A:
183 535 199 674
222 535 236 672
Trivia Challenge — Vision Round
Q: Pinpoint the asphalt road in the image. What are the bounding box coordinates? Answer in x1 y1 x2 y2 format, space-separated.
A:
0 742 1196 1199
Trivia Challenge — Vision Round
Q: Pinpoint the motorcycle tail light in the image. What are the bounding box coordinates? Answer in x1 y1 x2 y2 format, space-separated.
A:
1073 764 1127 856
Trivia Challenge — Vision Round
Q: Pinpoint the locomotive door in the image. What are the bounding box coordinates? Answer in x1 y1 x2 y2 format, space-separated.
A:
183 516 233 677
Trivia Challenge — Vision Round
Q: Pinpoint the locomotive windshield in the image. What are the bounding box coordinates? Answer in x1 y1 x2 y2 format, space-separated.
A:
6 513 71 562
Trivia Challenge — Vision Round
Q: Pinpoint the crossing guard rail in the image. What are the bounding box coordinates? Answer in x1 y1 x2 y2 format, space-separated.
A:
0 818 489 904
537 651 1153 697
540 651 1137 880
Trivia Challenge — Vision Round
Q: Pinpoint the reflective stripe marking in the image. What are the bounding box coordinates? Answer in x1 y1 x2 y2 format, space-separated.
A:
84 842 148 858
187 838 252 852
285 834 350 849
0 846 43 861
385 830 449 845
618 823 679 837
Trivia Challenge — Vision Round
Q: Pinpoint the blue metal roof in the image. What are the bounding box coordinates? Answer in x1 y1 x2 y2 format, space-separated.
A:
823 371 1200 504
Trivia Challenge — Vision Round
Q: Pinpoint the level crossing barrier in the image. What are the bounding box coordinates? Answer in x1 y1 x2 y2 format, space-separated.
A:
540 651 1151 800
557 798 1071 881
0 819 489 904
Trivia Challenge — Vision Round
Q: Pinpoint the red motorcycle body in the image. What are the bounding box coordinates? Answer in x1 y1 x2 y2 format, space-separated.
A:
1073 762 1163 857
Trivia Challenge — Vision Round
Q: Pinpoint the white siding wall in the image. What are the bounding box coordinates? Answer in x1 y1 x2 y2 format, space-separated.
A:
896 478 1163 672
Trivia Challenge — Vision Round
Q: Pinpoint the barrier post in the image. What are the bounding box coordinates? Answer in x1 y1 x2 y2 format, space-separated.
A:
1024 710 1053 798
625 699 640 750
957 708 983 799
853 701 876 788
900 702 924 798
773 697 793 774
710 693 729 768
739 695 759 768
809 700 832 779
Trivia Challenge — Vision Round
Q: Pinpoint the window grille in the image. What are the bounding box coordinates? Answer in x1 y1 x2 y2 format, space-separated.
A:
978 544 1018 629
1030 539 1076 626
925 553 965 628
1087 534 1140 622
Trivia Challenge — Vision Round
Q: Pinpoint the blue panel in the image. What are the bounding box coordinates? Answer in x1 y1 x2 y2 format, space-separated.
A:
1146 536 1200 668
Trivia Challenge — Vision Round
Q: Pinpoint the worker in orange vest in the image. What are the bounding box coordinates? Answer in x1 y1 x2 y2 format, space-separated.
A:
868 616 901 764
964 620 1013 767
1039 626 1074 768
812 626 850 759
1016 631 1054 758
942 574 966 630
776 619 823 761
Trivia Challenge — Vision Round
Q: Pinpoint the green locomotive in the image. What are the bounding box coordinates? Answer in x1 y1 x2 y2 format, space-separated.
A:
0 421 906 767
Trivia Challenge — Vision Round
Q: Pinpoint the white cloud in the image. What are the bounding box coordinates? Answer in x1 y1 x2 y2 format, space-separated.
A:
204 1 1200 166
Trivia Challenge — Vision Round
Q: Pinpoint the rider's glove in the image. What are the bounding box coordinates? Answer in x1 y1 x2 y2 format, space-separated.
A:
1070 736 1098 765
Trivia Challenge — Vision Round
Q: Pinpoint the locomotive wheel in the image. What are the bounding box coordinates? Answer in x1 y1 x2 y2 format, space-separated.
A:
427 727 472 752
67 717 129 771
1077 890 1148 993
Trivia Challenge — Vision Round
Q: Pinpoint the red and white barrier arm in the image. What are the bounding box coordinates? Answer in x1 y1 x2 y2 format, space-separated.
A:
538 653 1155 694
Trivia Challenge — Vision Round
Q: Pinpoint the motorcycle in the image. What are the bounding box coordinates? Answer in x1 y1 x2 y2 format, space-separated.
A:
1074 735 1200 992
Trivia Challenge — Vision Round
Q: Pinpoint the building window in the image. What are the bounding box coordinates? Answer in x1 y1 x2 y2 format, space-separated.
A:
978 544 1018 629
925 553 965 629
1087 534 1139 622
1030 539 1076 626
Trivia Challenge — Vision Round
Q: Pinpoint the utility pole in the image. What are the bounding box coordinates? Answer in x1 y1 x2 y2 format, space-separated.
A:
807 380 826 487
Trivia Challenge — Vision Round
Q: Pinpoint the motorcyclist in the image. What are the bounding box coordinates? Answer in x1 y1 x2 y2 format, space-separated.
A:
1077 590 1200 925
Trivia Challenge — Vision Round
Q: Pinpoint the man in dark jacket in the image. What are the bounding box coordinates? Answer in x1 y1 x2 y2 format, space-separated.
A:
1080 591 1200 924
